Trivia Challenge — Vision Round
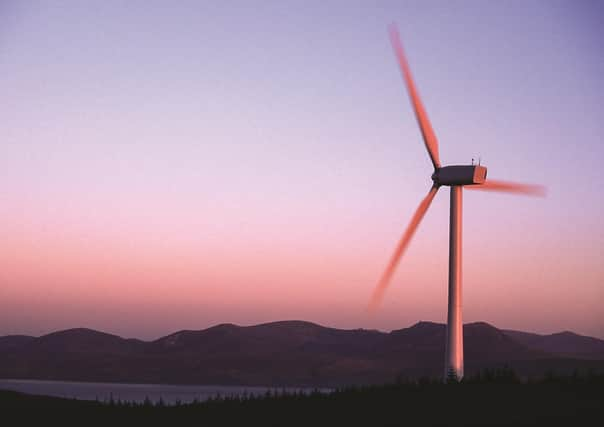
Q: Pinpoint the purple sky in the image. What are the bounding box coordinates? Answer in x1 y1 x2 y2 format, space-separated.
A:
1 1 603 339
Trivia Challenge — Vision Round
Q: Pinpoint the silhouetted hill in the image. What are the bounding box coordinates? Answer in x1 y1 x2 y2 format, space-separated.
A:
503 329 604 360
1 321 603 386
33 328 145 354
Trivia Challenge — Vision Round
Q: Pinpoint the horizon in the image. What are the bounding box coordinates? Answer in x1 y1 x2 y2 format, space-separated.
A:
1 1 603 341
2 318 598 342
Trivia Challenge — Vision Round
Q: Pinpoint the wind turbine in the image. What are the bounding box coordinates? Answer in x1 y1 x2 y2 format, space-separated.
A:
369 25 545 382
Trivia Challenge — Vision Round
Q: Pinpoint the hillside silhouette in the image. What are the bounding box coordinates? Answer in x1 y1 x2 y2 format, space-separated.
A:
1 321 603 386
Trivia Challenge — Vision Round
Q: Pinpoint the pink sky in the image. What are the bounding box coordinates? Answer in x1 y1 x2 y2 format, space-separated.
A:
1 1 603 339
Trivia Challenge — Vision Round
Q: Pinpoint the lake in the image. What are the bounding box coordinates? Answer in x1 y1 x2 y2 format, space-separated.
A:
0 379 328 404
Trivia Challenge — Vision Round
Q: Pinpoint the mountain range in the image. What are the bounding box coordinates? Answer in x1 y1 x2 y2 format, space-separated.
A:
1 321 603 387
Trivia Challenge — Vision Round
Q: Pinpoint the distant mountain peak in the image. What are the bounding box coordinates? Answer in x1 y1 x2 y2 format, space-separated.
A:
466 321 498 329
209 323 240 330
1 320 603 388
552 331 580 338
411 321 442 328
40 328 121 339
253 320 325 329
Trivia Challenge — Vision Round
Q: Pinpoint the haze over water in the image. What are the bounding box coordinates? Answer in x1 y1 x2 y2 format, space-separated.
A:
1 1 603 340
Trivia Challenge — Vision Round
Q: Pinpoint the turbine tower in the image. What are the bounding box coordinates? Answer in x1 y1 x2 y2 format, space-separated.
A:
369 25 545 382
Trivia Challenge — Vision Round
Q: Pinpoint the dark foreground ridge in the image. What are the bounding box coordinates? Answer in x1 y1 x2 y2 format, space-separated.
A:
1 320 603 386
1 371 602 426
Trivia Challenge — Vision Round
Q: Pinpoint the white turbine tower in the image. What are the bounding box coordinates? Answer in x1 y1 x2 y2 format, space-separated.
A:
369 25 545 382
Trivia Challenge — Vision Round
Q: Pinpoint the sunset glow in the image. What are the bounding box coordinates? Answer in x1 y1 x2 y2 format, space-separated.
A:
1 1 602 340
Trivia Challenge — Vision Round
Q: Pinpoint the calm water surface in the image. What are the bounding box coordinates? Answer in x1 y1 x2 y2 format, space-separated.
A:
0 379 328 404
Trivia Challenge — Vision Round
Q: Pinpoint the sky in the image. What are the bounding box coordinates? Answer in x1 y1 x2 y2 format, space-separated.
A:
1 0 603 340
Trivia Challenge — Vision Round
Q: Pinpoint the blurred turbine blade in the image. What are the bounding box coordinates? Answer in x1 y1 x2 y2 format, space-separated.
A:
389 23 441 169
466 179 546 197
369 185 440 311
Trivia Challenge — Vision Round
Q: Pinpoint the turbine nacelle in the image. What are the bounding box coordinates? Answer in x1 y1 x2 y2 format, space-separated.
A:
432 165 487 186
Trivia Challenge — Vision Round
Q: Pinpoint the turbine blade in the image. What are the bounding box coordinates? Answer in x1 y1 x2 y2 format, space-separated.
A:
466 179 546 196
369 185 439 311
389 24 441 169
